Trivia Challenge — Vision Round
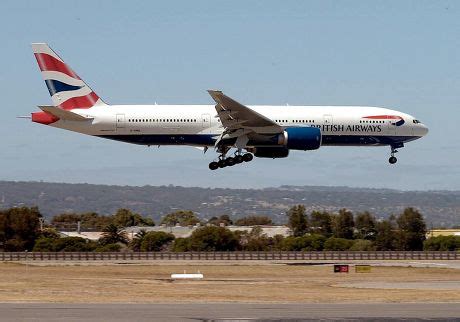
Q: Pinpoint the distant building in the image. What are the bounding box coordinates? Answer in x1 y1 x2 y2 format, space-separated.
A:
60 225 291 241
426 229 460 238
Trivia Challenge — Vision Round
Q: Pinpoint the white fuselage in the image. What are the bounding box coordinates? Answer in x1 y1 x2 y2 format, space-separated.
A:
50 105 428 148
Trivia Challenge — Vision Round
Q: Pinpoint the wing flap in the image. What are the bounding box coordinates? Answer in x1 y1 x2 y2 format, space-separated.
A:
208 90 282 130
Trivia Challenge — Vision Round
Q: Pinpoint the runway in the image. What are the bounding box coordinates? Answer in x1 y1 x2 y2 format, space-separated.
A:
1 303 459 321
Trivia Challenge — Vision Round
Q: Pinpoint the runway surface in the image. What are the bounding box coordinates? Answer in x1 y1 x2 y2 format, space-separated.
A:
1 303 459 321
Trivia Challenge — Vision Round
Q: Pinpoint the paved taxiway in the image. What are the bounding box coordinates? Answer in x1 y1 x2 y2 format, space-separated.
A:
1 303 459 321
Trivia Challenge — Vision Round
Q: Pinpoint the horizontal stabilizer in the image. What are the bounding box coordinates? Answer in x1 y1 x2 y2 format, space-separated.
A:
38 105 91 121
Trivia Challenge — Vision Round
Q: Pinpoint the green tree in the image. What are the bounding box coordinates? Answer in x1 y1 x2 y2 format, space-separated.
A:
396 208 427 251
349 239 375 251
281 234 326 251
112 208 155 227
424 235 460 251
287 205 308 237
172 237 191 252
95 243 121 252
99 224 128 245
160 210 200 226
375 218 397 250
332 209 355 239
188 226 239 251
51 212 112 230
54 237 98 252
129 229 147 251
33 237 57 252
39 227 61 239
208 215 233 226
309 211 332 237
0 206 42 251
140 231 175 251
354 212 377 240
234 216 274 226
323 237 353 251
236 226 273 251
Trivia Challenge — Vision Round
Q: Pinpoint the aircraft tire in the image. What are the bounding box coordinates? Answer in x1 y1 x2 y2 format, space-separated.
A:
242 153 253 162
225 157 235 166
389 156 397 164
218 160 227 168
234 155 243 164
209 162 219 170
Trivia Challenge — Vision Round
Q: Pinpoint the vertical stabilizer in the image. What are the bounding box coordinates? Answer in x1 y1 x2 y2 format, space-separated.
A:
31 43 107 110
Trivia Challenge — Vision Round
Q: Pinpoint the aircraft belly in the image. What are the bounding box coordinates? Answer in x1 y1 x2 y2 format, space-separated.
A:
321 135 420 146
96 134 216 146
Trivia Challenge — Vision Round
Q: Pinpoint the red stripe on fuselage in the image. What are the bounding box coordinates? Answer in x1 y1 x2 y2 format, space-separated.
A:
34 53 80 79
363 115 401 119
59 91 99 110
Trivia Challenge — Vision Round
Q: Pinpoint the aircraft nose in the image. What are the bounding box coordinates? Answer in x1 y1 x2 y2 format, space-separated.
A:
419 124 429 136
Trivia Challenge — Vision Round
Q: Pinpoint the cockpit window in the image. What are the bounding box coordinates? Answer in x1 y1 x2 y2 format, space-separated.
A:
413 119 421 124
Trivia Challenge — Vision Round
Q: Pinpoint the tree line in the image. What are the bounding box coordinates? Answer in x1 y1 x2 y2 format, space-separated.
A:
0 206 459 252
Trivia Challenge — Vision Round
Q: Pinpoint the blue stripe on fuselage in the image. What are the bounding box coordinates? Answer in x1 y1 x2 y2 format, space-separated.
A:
96 134 420 147
45 79 83 96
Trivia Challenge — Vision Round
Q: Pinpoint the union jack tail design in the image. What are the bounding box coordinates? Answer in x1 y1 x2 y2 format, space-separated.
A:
32 43 106 110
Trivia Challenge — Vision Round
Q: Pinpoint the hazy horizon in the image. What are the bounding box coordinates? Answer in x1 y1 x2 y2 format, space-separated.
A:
1 179 458 193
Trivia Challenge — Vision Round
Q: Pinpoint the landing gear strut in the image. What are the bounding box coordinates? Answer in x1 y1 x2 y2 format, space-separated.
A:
389 146 398 164
208 151 253 170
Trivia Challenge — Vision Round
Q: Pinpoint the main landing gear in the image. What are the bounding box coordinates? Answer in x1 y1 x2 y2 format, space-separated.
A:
208 152 253 170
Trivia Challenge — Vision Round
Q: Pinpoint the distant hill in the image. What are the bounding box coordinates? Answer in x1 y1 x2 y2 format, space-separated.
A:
0 181 458 227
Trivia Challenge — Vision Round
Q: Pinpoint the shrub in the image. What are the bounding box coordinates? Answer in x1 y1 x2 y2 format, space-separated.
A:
172 238 191 252
189 226 239 251
140 231 175 251
323 237 353 251
95 243 121 252
424 235 460 251
349 239 375 251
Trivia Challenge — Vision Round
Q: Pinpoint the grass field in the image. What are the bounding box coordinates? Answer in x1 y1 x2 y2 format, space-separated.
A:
1 261 460 303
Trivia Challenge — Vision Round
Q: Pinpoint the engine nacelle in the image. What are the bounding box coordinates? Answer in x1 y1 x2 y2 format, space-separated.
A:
253 147 289 158
278 127 322 151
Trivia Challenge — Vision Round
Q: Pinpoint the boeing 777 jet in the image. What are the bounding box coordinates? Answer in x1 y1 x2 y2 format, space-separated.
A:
29 43 428 170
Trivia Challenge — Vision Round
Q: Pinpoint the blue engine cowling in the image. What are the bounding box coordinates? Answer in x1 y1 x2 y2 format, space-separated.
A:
278 127 322 150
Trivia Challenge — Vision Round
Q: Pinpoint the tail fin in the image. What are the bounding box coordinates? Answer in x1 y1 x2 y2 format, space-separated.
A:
31 43 107 110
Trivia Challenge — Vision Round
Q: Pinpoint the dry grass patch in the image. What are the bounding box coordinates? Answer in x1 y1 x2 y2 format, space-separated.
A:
0 262 459 303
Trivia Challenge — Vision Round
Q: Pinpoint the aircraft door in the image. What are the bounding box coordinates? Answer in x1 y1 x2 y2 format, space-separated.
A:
116 114 125 129
323 114 333 125
202 114 211 128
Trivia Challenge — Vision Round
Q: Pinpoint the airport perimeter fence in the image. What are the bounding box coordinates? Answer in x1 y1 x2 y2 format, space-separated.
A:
0 251 459 261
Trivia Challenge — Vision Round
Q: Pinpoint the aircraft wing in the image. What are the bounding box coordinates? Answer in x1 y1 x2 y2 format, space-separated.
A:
207 90 282 134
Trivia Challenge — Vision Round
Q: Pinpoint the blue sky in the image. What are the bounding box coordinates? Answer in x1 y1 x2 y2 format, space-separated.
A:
0 1 459 190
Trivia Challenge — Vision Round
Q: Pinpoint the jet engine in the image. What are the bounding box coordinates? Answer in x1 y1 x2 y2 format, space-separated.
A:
277 127 322 150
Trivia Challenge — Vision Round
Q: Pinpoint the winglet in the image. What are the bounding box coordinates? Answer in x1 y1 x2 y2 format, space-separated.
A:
207 90 225 106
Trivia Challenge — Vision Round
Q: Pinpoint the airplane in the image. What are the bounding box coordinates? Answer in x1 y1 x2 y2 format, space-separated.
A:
29 43 428 170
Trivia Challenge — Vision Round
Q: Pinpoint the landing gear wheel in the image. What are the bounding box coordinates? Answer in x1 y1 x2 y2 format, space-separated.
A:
218 160 227 168
225 157 235 167
389 156 397 164
209 162 219 170
242 153 253 162
234 155 243 164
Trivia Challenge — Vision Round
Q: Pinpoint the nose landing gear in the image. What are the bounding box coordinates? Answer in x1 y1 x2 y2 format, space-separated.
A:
388 145 400 164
